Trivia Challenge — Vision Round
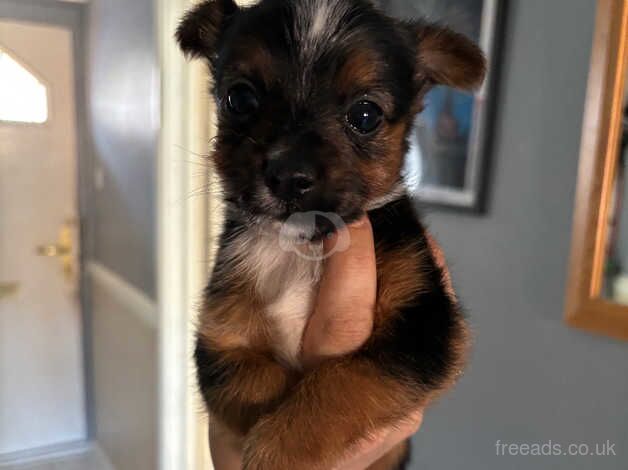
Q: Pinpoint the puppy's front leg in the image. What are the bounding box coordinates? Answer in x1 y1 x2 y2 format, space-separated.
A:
242 356 419 470
196 339 292 436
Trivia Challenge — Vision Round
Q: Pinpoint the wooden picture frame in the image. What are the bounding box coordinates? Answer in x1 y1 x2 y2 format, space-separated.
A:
565 0 628 340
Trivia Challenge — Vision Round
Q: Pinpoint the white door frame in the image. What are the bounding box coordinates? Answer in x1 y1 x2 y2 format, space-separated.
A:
156 1 216 469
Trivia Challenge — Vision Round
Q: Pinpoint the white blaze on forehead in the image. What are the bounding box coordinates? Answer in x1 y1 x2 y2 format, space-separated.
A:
295 0 348 41
292 0 353 92
310 1 333 38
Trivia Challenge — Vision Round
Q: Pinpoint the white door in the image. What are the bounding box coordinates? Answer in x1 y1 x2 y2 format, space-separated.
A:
0 20 86 456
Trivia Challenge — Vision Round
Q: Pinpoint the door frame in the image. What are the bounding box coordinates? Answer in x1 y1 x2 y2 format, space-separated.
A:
156 1 216 469
0 0 93 459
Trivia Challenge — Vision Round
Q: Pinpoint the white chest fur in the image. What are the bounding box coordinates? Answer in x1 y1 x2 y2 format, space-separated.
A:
225 225 323 368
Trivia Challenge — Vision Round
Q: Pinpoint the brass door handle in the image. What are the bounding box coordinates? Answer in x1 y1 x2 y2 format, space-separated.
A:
37 244 71 257
0 282 19 299
36 220 75 280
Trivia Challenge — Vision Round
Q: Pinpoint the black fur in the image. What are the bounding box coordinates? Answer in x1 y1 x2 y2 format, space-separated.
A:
365 197 462 390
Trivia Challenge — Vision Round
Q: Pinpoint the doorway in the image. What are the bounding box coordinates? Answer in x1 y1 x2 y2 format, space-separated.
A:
0 1 103 468
0 19 85 456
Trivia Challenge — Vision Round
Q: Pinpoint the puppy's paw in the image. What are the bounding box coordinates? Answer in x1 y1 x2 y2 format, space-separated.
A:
242 414 323 470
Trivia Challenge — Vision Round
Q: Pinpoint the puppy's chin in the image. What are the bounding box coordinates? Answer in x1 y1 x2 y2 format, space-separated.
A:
234 193 363 241
275 207 364 241
278 210 357 242
244 187 363 231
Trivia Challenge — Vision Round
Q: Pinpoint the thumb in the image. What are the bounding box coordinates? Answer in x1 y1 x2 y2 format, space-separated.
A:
301 215 377 367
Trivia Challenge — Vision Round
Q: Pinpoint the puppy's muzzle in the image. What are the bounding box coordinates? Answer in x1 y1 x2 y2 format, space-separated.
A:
264 159 317 202
264 133 323 204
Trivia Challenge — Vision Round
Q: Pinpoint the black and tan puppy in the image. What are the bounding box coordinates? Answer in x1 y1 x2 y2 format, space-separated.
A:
177 0 485 468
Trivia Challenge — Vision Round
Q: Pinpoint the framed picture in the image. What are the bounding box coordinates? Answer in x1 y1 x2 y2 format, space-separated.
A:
381 0 503 211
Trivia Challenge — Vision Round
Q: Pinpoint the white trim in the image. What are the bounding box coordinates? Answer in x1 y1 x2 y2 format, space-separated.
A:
0 441 89 466
91 445 116 470
87 261 157 329
157 1 214 470
0 441 114 470
415 185 477 208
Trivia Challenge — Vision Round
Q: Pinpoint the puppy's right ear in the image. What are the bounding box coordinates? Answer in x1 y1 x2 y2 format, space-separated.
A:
176 0 239 58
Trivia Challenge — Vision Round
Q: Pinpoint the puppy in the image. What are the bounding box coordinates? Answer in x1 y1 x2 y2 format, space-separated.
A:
177 1 485 468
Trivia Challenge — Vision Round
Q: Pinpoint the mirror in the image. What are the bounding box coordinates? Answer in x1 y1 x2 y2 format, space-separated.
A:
603 92 628 305
565 0 628 339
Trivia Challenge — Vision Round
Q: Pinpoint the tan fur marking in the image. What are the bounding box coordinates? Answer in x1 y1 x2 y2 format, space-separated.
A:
418 25 487 90
336 49 380 94
205 347 293 434
359 121 408 201
374 241 430 328
200 279 269 350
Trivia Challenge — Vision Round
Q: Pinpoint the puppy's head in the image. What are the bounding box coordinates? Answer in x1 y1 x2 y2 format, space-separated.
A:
178 0 485 228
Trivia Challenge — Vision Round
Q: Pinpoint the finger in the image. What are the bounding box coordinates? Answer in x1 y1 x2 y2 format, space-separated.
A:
209 420 243 470
301 215 376 366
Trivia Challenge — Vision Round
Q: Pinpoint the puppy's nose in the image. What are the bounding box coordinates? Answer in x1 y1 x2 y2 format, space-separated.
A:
264 161 317 201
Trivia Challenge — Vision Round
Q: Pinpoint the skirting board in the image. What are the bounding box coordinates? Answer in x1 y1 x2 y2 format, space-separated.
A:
0 441 114 469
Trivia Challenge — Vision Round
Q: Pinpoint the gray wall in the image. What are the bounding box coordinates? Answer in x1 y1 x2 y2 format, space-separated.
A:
87 0 158 297
410 1 628 469
90 278 157 470
85 1 159 469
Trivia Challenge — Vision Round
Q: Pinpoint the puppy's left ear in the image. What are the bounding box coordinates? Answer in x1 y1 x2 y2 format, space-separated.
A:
413 23 487 91
176 0 239 58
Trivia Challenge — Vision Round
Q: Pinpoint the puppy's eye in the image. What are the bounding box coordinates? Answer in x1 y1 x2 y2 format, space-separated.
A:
346 100 383 134
227 83 259 116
